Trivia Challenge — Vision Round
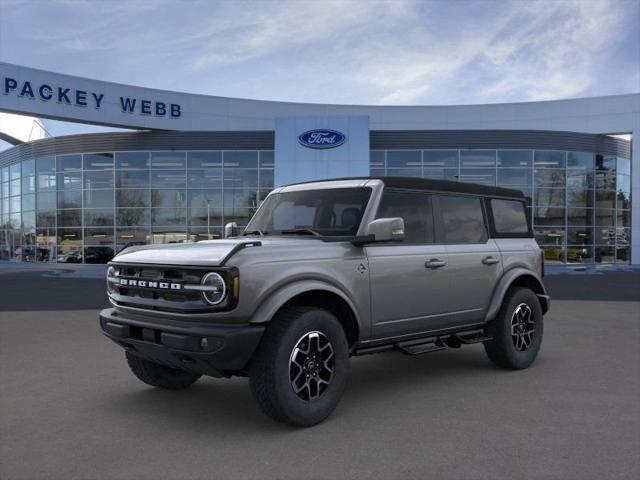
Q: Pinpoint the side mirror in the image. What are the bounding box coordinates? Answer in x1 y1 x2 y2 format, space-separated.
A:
365 217 405 242
224 222 239 238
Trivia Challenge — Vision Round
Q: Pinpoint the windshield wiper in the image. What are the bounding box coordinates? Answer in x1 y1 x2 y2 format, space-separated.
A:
243 229 267 236
280 228 322 237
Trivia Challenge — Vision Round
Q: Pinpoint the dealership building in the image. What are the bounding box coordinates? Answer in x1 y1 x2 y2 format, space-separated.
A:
0 62 638 265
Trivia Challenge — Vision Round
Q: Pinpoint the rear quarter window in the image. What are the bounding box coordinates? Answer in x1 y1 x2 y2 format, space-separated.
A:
491 199 529 234
438 195 487 244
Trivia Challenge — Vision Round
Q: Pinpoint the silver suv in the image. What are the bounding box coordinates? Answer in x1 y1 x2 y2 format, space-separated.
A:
100 177 550 426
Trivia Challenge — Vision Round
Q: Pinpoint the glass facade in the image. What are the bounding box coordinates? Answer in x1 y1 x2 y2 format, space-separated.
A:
371 149 631 265
0 147 631 265
0 150 274 263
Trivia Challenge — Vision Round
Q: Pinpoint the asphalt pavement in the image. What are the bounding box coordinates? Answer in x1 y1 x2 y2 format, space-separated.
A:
0 268 638 479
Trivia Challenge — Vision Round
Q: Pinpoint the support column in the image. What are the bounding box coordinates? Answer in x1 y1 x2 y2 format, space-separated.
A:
631 129 639 265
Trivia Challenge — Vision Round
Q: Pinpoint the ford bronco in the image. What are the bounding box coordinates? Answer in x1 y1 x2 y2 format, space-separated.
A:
100 177 549 426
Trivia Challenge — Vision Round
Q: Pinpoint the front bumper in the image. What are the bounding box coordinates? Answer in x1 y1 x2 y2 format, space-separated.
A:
99 308 264 377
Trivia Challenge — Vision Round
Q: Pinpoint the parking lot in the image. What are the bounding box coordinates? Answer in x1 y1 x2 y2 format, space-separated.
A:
1 267 639 480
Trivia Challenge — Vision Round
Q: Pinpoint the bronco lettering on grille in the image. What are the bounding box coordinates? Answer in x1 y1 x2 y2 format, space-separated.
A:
118 278 182 290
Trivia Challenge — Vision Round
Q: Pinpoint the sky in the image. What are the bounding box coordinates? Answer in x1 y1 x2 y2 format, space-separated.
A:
0 0 638 143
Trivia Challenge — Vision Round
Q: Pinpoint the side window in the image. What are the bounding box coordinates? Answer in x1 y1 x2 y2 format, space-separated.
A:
376 190 434 243
439 195 487 244
491 199 529 234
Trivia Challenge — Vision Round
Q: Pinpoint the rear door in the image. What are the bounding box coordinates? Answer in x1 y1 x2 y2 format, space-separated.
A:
366 189 450 339
435 194 503 326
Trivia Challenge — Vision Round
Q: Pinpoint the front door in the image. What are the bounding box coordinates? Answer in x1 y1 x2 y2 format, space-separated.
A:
366 189 450 340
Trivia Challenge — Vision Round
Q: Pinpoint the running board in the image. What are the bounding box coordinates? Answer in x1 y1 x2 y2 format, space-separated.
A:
353 328 492 357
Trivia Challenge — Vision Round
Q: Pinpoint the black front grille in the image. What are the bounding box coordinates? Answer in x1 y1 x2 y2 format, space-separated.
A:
109 264 210 313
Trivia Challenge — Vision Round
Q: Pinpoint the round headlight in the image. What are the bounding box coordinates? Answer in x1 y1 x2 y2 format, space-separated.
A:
201 272 226 305
106 266 117 294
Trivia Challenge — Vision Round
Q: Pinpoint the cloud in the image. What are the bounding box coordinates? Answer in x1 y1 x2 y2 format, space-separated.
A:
0 0 637 106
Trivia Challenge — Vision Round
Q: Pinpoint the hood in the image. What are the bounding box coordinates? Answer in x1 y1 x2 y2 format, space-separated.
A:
111 237 324 267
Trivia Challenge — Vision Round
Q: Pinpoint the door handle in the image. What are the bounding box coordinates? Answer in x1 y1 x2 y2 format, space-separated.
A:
425 258 447 269
482 256 500 265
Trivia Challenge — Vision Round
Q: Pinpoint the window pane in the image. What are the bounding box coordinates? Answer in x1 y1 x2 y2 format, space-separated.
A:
594 209 614 226
533 188 565 207
57 229 83 263
151 208 187 226
387 151 421 168
534 227 565 246
116 189 150 208
84 209 114 226
616 191 631 210
439 195 487 244
57 154 82 171
151 170 186 189
37 173 56 191
567 227 593 245
259 151 275 168
498 151 532 168
595 246 615 264
491 199 528 233
223 151 258 168
21 176 36 194
566 188 593 208
151 189 186 208
57 190 82 209
534 206 565 225
616 157 631 176
116 228 150 249
567 246 593 264
117 208 150 226
84 246 115 264
497 169 531 186
616 246 630 264
188 190 223 212
22 193 35 211
370 151 385 168
259 170 274 189
150 152 186 169
387 168 421 177
84 170 114 189
187 151 222 169
616 174 630 194
21 159 35 176
458 169 495 185
188 169 222 188
189 227 222 241
460 150 495 167
36 157 55 174
57 209 82 227
376 191 434 244
595 227 617 245
596 155 616 172
115 152 149 169
36 210 56 228
83 153 114 170
566 169 593 189
595 191 616 209
534 169 565 187
567 151 594 169
423 150 457 168
116 170 149 188
534 151 566 168
594 170 616 190
10 178 20 196
567 208 593 226
57 171 82 190
541 246 564 264
616 210 630 227
84 190 114 209
223 169 258 187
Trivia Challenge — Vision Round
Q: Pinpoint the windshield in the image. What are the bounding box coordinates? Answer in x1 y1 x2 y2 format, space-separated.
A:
245 187 372 237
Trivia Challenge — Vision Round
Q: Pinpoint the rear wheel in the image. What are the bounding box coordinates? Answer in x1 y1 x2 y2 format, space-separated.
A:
249 307 349 427
126 352 202 390
483 287 543 369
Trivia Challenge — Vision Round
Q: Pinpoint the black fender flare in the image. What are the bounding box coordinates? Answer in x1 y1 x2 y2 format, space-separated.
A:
484 268 549 322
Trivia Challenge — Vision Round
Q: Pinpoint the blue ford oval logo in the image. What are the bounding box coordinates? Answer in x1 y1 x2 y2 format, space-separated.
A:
298 129 346 149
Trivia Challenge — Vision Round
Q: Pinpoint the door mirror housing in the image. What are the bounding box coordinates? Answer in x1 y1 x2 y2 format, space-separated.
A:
365 217 405 242
224 222 239 238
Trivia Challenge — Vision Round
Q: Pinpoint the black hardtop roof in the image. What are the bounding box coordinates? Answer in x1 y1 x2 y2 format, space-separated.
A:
294 177 525 199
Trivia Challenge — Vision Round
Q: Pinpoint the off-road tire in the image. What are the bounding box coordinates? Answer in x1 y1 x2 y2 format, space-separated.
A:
483 287 543 369
249 307 349 427
126 352 202 389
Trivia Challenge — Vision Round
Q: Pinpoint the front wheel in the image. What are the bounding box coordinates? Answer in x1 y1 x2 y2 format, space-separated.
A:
483 287 544 369
249 307 349 427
